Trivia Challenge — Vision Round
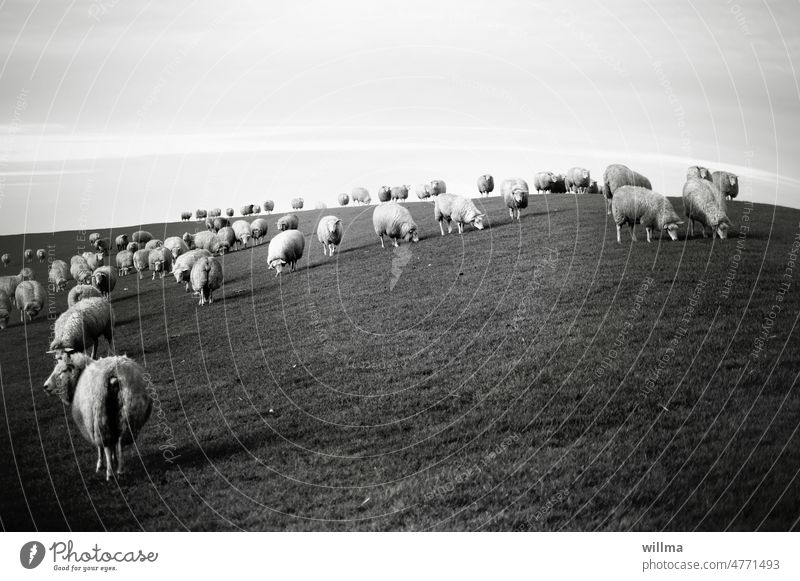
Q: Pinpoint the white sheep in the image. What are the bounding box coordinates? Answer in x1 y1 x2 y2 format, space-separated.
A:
534 171 556 194
196 208 208 220
44 352 152 480
0 270 26 298
20 267 34 281
68 284 103 308
115 234 128 251
687 165 713 181
49 296 114 357
126 242 139 253
212 216 230 232
181 232 195 249
291 197 304 210
133 249 150 279
163 236 189 260
566 167 591 194
204 217 215 231
131 230 152 245
277 213 300 231
144 239 163 251
612 185 683 243
15 280 46 321
24 249 34 263
477 174 494 196
434 194 486 235
209 207 222 217
414 183 431 200
682 178 731 239
89 233 101 245
226 207 235 217
92 266 117 297
70 256 93 285
82 251 104 270
712 171 739 200
263 200 275 213
267 230 305 275
338 193 350 206
377 186 392 203
390 185 409 202
372 204 419 247
216 227 236 253
250 218 269 244
1 253 9 267
602 164 652 215
192 231 222 254
351 187 370 205
430 179 447 196
190 256 224 305
317 216 343 256
232 220 253 249
501 178 529 220
36 248 47 262
147 247 173 280
172 249 212 292
49 259 71 291
0 290 10 329
114 251 133 276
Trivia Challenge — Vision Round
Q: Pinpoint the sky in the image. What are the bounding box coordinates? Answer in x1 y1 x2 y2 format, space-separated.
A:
0 0 798 234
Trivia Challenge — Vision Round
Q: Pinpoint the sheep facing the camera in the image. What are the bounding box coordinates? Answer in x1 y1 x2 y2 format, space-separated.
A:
1 253 9 268
190 256 224 305
147 247 173 280
89 233 101 245
712 171 739 200
36 249 47 262
434 194 486 235
430 179 447 197
377 186 392 203
317 216 343 256
683 178 731 239
133 249 150 279
566 167 591 194
115 251 134 276
68 284 103 308
115 234 129 251
277 213 300 231
232 220 253 249
338 193 350 206
501 178 529 221
92 266 117 297
49 296 114 358
24 249 34 263
611 185 683 243
477 174 494 196
15 280 46 321
267 230 305 275
372 204 419 248
49 259 71 292
250 218 269 244
43 352 152 480
172 249 212 292
602 164 652 216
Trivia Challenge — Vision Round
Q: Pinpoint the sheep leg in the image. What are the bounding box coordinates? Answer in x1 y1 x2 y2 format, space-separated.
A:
616 224 622 243
439 221 445 236
104 447 114 480
95 446 103 473
322 244 327 256
508 208 513 219
115 439 124 476
646 227 652 243
458 222 464 234
629 224 636 241
392 238 399 248
447 220 453 234
379 235 385 248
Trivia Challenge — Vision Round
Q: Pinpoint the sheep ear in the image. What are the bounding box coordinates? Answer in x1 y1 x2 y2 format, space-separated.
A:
63 347 75 354
676 221 685 225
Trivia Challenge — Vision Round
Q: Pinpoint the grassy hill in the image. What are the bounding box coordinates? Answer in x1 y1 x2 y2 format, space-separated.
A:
1 193 798 531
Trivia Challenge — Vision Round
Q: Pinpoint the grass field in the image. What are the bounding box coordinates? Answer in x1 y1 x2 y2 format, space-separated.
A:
1 193 799 531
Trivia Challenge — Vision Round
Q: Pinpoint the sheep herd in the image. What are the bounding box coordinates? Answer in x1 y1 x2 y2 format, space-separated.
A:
0 162 742 482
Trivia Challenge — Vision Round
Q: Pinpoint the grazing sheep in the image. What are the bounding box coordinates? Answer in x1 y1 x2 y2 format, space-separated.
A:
163 236 189 260
317 216 343 256
212 216 230 232
612 185 683 243
49 297 114 357
501 178 529 221
24 249 33 263
602 164 652 215
181 232 195 249
88 233 101 245
36 248 46 262
550 174 568 193
93 238 108 255
587 180 600 194
232 220 253 249
144 239 163 251
20 267 34 281
43 352 152 480
1 253 9 267
209 207 222 218
216 227 236 253
225 207 235 217
683 178 731 239
414 183 432 200
434 194 486 235
133 249 150 279
92 266 117 297
181 211 192 221
126 242 139 253
0 290 10 329
477 174 494 196
131 230 153 244
70 256 93 285
115 251 134 276
67 284 103 308
687 165 713 181
14 280 46 321
390 185 409 202
338 193 350 206
172 249 212 292
277 213 300 231
250 218 269 244
205 217 215 231
350 187 370 205
267 230 305 275
430 179 447 197
115 234 129 251
195 209 207 221
191 231 222 255
372 204 419 248
147 247 173 280
712 171 739 200
82 251 104 270
49 259 71 291
190 256 224 305
291 197 304 210
566 167 591 194
263 200 275 214
377 186 392 203
534 171 557 194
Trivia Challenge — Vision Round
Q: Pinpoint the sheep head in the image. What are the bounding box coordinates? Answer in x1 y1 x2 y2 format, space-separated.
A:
43 351 90 405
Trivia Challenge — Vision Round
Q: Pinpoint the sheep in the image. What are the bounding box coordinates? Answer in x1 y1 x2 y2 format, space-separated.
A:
612 185 683 243
1 253 9 267
338 193 350 206
92 266 117 297
205 217 215 231
191 231 222 255
49 259 71 291
163 236 189 260
36 248 46 262
181 211 192 221
70 256 93 285
430 179 447 196
226 207 235 217
93 238 108 255
49 297 114 357
126 242 139 253
115 234 129 251
68 284 103 308
43 352 152 480
216 226 236 253
390 185 409 202
144 239 163 251
687 165 713 181
434 194 486 235
131 230 153 245
190 256 224 305
377 186 392 203
566 167 591 194
267 230 305 275
82 251 104 270
172 249 212 292
182 232 195 249
0 269 30 298
0 290 10 329
277 213 300 231
291 197 304 210
414 183 431 200
147 247 173 280
712 171 739 200
253 205 261 214
682 178 731 239
115 251 134 276
602 164 652 215
477 174 494 196
372 204 419 248
24 249 33 263
14 280 46 321
195 209 207 220
501 178 529 221
212 216 230 232
20 267 34 281
317 216 343 256
89 233 101 245
133 249 150 279
209 207 222 218
263 200 275 213
534 171 557 194
550 174 567 193
250 218 269 244
587 180 600 194
350 187 370 205
232 220 253 249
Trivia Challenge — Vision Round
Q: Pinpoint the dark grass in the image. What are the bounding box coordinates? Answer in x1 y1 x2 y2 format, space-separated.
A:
1 194 799 531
